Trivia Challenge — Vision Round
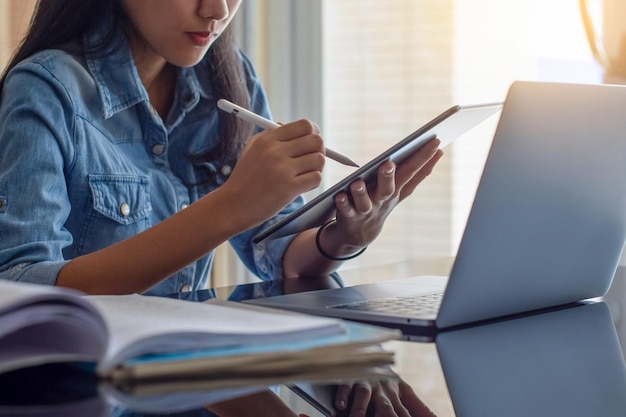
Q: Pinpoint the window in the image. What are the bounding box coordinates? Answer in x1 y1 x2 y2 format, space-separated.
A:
0 1 36 69
241 0 601 284
321 0 601 279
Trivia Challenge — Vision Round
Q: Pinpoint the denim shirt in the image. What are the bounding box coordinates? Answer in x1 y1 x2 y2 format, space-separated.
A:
0 25 302 296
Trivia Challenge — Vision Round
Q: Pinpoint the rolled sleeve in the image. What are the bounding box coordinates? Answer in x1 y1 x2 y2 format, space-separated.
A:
0 261 68 286
229 197 304 281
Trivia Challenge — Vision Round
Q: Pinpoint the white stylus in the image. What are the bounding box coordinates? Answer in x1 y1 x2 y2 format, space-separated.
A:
217 99 359 168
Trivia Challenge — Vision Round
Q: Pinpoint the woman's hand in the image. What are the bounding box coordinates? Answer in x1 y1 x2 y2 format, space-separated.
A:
207 389 310 417
318 138 443 257
222 119 326 230
334 378 437 417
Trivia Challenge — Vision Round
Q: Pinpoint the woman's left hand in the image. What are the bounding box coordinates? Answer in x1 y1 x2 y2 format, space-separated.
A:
334 377 437 417
323 138 443 255
206 380 435 417
283 137 443 278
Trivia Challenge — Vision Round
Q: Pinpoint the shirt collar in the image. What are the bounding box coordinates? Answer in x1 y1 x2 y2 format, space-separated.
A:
82 20 213 120
180 66 213 101
83 21 148 120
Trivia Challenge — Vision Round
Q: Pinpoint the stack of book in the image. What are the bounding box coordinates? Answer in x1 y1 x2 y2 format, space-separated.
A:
0 280 400 413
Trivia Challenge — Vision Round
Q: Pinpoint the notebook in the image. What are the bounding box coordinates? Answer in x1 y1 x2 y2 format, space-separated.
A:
246 81 626 331
253 102 503 243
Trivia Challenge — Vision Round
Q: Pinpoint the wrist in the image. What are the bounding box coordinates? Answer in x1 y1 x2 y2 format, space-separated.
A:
315 219 367 261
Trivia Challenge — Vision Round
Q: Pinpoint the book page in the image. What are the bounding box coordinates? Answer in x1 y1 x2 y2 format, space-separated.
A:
86 295 346 373
0 281 108 372
0 279 87 314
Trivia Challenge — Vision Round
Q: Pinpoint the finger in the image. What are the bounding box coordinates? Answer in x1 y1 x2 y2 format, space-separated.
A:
374 161 396 202
348 383 372 417
335 192 357 220
395 138 440 189
273 119 320 141
334 384 352 411
349 180 372 214
365 380 405 417
371 397 398 417
289 152 326 177
259 149 324 194
387 393 412 417
278 132 325 159
291 170 324 194
398 149 443 202
397 381 438 417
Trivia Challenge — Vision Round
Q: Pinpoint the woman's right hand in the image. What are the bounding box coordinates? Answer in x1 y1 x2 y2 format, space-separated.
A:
221 119 326 229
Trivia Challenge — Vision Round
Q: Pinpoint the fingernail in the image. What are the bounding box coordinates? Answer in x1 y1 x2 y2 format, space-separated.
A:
383 166 395 175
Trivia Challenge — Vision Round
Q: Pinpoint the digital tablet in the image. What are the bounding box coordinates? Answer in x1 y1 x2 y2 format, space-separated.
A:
253 102 502 243
288 383 337 417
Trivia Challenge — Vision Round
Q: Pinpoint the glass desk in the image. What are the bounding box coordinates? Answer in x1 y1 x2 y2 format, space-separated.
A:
2 271 625 417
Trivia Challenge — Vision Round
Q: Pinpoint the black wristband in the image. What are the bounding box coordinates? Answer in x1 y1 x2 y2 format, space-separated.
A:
315 219 367 261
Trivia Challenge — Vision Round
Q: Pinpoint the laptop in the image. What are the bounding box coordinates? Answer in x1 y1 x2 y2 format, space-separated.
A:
247 81 626 331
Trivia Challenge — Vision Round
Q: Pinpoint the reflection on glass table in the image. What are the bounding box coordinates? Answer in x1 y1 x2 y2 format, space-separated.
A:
436 301 626 417
2 277 625 417
0 362 259 416
0 363 108 417
172 278 626 417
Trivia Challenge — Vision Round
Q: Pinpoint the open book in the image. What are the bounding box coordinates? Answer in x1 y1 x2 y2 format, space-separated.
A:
0 280 400 384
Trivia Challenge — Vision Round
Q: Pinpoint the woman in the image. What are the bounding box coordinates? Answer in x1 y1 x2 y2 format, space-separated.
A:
0 1 441 415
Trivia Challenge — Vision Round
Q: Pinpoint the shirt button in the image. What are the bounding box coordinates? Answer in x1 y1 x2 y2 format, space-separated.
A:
180 284 192 292
120 202 130 217
221 165 232 176
152 144 165 155
180 203 189 210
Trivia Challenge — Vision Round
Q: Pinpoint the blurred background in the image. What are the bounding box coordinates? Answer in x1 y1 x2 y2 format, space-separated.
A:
230 0 622 287
1 0 623 292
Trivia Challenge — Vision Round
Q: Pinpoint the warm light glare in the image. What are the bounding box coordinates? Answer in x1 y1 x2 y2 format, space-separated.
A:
323 0 603 271
533 0 596 59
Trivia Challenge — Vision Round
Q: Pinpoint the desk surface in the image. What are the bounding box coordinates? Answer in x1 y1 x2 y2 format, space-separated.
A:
3 270 625 417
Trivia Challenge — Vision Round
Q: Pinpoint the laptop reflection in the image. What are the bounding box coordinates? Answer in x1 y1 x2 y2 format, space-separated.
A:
437 302 626 417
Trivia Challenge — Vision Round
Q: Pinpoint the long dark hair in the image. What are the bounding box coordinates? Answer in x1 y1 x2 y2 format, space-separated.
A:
0 0 252 176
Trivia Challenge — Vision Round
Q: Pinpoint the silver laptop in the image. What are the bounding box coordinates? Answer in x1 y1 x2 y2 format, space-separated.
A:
247 81 626 331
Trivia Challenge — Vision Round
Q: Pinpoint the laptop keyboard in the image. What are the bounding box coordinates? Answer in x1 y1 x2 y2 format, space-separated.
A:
329 291 444 316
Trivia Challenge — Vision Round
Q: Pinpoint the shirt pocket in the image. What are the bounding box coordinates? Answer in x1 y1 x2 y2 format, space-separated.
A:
89 174 151 223
76 174 152 255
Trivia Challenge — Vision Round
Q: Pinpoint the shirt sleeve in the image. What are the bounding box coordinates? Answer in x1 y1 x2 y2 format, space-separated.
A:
0 58 76 285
